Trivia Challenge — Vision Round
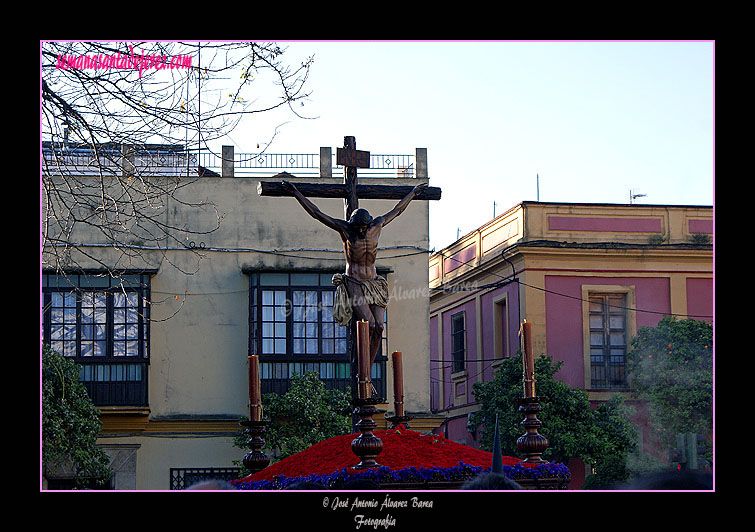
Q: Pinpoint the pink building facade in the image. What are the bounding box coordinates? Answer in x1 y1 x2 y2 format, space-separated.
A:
428 201 713 485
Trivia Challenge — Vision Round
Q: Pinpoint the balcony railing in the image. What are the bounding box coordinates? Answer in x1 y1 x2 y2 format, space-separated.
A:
42 142 426 179
79 361 149 406
197 150 415 177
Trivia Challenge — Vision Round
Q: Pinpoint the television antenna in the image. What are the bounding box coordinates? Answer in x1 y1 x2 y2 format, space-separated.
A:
629 189 647 204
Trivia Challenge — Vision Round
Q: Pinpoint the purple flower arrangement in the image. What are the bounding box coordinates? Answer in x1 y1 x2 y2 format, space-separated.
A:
233 461 570 490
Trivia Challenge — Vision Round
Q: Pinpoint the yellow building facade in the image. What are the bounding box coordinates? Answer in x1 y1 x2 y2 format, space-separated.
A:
42 145 436 489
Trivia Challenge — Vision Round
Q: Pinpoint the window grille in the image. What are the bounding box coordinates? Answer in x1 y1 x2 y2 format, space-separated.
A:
589 294 628 389
169 468 241 490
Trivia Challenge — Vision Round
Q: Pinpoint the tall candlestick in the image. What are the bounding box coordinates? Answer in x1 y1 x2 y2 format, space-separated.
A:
391 351 404 417
248 355 261 421
357 320 370 399
522 320 535 398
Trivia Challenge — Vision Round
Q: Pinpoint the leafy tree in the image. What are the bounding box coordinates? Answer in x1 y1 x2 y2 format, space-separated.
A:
626 316 713 457
235 372 351 474
581 395 641 489
471 354 637 488
42 345 112 488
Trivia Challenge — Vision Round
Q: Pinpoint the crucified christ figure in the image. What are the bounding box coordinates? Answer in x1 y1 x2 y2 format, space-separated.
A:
281 180 427 390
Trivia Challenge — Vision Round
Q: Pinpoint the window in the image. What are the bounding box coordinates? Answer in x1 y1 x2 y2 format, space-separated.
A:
493 296 509 359
588 294 628 389
42 272 151 406
252 272 348 357
249 271 386 396
451 311 466 373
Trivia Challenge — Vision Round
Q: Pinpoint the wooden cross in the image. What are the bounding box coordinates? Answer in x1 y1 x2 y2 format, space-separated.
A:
257 135 441 220
257 135 441 407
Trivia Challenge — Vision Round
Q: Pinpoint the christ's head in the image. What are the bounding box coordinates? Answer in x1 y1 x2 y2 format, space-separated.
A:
348 208 373 238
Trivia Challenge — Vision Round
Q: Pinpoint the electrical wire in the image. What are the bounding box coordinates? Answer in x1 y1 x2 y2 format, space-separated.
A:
52 242 433 297
429 358 503 405
54 236 713 319
431 242 713 320
50 242 432 262
516 279 712 319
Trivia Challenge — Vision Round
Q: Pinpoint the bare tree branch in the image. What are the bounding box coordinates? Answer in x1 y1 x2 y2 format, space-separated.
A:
42 41 315 279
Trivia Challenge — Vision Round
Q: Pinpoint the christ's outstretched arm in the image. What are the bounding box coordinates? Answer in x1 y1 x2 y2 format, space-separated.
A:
376 183 428 227
281 180 348 235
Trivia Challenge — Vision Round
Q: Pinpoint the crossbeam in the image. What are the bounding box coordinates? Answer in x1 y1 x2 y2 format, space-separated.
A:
257 181 442 201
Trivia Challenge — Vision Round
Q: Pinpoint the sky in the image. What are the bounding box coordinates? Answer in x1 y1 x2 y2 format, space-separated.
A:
205 41 715 252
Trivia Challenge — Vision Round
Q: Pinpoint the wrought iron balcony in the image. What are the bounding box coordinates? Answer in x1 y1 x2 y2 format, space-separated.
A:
41 141 420 179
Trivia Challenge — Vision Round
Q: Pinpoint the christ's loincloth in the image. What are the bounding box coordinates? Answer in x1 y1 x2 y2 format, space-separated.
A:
331 273 389 327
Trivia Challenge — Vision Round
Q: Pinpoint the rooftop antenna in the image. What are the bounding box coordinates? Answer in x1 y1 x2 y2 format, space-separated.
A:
493 201 497 218
537 173 540 201
629 189 647 204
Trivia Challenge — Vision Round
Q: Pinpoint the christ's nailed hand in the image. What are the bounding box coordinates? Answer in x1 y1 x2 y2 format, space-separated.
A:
413 182 428 195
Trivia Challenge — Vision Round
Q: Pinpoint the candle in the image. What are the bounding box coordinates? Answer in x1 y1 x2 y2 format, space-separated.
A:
357 320 370 399
392 351 404 417
248 355 261 421
521 320 535 398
